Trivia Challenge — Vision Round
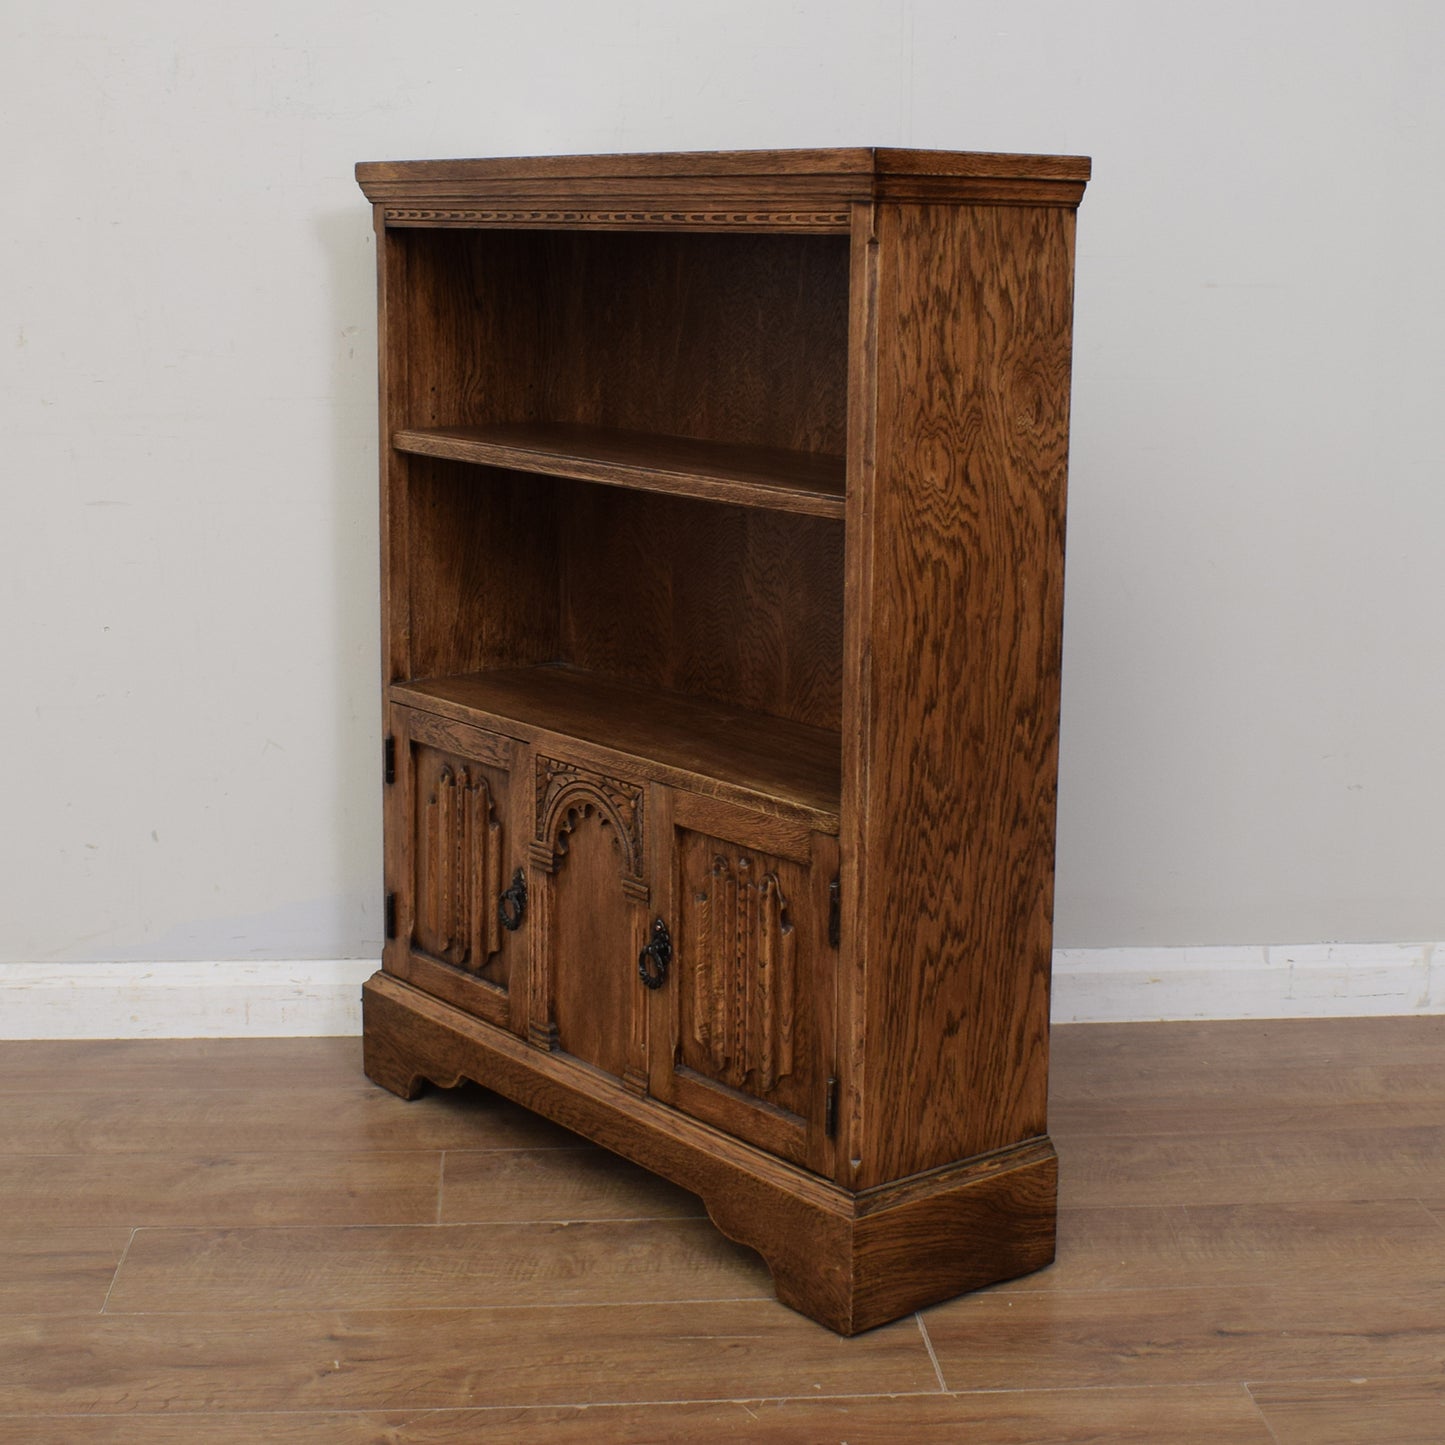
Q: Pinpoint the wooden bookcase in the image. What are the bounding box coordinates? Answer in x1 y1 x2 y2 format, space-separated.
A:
355 148 1089 1334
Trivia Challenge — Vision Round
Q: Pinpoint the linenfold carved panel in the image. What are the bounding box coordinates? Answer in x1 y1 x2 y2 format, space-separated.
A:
534 757 644 882
682 846 798 1093
415 759 503 972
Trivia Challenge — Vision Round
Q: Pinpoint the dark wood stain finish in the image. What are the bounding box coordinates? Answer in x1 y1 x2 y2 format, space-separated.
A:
559 484 844 731
854 201 1077 1184
357 147 1088 1333
393 423 846 518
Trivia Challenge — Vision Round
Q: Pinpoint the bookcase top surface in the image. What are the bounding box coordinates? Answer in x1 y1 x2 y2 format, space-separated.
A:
356 147 1089 218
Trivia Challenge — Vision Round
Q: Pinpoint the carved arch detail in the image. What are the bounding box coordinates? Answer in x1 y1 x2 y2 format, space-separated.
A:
534 757 644 881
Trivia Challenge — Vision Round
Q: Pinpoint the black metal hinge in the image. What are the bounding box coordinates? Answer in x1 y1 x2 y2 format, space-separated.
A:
385 891 397 941
824 1076 839 1139
383 735 396 786
827 876 840 948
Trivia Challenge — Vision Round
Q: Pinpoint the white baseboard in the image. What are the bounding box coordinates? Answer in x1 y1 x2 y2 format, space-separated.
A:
0 960 378 1039
0 945 1439 1038
1052 941 1439 1022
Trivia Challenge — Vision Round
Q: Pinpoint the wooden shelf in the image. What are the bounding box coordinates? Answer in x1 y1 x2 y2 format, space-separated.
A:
392 663 842 828
393 423 846 519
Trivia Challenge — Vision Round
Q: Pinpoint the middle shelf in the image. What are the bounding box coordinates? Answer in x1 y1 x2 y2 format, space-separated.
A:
393 422 847 519
393 663 843 830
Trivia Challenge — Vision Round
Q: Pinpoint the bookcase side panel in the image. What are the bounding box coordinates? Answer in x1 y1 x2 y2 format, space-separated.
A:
852 200 1078 1188
378 219 410 688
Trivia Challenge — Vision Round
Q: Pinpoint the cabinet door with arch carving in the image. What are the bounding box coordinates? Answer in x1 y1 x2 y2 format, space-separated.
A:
527 755 651 1093
647 789 839 1174
385 708 531 1038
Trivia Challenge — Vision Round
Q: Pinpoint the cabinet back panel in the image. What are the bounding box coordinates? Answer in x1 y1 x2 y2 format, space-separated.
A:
539 232 848 454
404 457 561 681
399 230 849 454
398 230 546 429
559 483 844 732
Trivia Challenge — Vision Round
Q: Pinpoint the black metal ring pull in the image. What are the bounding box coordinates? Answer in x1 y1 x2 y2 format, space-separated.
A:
498 869 528 932
638 917 671 990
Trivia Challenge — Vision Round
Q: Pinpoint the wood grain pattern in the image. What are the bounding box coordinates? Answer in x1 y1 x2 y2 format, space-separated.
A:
104 1220 770 1313
1058 1124 1445 1207
394 664 842 827
386 709 533 1034
359 147 1093 183
0 1037 364 1092
356 147 1093 218
2 1022 1440 1438
923 1281 1445 1391
0 1388 1274 1445
396 228 543 433
850 201 1077 1186
439 1145 706 1223
0 1085 571 1156
647 792 838 1172
1028 1199 1445 1292
0 1152 442 1228
0 1301 937 1414
1249 1378 1445 1445
395 227 847 454
363 972 1060 1334
535 231 848 455
365 151 1088 1331
400 461 846 734
0 1228 131 1315
559 484 844 731
394 422 846 517
534 776 648 1084
1051 1015 1445 1130
411 748 505 974
401 457 561 684
680 841 801 1095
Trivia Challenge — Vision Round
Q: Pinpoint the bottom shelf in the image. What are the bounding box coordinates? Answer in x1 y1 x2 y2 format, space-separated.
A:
391 664 842 828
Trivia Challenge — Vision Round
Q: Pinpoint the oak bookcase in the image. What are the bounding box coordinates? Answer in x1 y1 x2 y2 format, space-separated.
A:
355 148 1089 1333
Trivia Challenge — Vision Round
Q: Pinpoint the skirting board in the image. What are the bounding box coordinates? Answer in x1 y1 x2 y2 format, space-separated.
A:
0 961 377 1039
1053 942 1440 1022
0 946 1439 1038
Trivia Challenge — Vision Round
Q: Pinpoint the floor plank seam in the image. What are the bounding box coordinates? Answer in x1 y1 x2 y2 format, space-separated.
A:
84 1295 788 1316
96 1227 137 1316
975 1281 1415 1299
76 1219 717 1232
8 1024 1441 1431
0 1391 960 1419
1241 1371 1444 1388
0 1382 1329 1422
1242 1382 1287 1445
915 1311 948 1392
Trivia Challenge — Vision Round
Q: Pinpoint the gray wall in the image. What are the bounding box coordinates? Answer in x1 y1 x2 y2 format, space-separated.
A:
3 1 1442 971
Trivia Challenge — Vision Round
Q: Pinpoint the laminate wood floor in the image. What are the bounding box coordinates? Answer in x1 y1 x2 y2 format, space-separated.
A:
1 1018 1441 1442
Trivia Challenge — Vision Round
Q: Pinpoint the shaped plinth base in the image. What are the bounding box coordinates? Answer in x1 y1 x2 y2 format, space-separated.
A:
363 971 1056 1334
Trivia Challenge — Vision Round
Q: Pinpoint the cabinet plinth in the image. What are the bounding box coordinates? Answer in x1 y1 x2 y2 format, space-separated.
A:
358 146 1088 1333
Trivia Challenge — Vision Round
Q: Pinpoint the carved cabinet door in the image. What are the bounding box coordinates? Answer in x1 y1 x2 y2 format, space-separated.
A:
527 756 651 1091
646 789 839 1173
386 708 531 1037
